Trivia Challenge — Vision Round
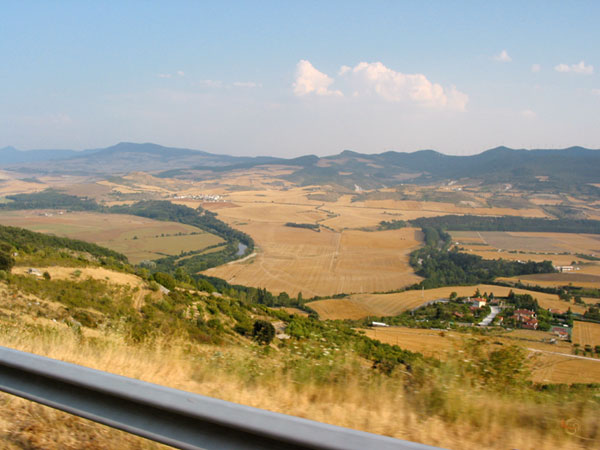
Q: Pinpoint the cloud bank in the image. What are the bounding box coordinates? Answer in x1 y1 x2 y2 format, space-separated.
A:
554 61 594 74
294 60 468 111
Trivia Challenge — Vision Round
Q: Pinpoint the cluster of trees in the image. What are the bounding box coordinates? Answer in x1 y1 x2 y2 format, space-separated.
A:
408 224 554 289
284 222 320 231
1 190 99 211
411 246 554 289
378 219 407 230
584 306 600 322
378 300 491 329
409 215 600 234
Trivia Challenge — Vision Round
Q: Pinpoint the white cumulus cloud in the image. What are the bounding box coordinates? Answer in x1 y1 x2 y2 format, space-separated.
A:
493 50 512 63
293 60 342 97
341 61 468 111
554 61 594 74
531 64 541 73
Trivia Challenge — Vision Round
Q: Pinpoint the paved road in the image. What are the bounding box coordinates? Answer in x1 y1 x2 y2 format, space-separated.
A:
479 305 500 326
527 348 600 362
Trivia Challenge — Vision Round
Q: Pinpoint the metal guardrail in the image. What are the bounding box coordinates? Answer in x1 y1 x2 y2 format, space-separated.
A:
0 346 442 450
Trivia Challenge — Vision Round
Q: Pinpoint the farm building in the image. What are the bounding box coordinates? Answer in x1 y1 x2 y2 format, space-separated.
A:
550 326 571 340
470 297 487 308
554 265 575 272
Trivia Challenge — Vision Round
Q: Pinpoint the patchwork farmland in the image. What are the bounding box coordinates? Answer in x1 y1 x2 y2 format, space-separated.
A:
0 210 223 263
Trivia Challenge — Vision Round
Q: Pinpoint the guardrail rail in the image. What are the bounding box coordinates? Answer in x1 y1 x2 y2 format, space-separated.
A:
0 346 442 449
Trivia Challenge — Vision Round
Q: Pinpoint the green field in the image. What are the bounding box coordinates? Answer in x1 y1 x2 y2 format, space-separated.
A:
0 210 224 263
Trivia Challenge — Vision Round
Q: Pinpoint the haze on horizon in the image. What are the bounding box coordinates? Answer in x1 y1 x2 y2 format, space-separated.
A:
1 1 599 157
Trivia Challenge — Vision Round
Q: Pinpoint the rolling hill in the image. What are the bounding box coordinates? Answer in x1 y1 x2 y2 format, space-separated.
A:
1 142 599 189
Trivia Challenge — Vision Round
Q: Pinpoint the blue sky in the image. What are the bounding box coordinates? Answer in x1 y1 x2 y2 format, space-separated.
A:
1 1 599 156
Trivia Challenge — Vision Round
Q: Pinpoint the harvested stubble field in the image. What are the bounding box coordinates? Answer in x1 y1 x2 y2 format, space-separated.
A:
307 284 588 319
0 210 223 264
572 321 600 347
204 223 423 297
362 327 461 358
497 273 600 289
529 352 600 384
0 178 48 197
453 231 600 256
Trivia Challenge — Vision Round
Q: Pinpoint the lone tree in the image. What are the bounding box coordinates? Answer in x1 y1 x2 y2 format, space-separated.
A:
0 251 14 272
252 320 275 345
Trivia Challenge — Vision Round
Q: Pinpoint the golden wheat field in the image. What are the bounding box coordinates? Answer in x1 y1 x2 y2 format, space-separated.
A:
204 224 423 297
0 177 48 197
307 284 587 319
572 321 600 347
362 327 461 358
452 231 600 261
498 273 600 289
529 352 600 384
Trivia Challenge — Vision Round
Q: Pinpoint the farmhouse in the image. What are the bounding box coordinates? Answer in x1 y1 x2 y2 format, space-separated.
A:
513 309 536 321
550 326 571 340
554 265 575 272
470 297 487 308
512 309 538 329
522 319 538 330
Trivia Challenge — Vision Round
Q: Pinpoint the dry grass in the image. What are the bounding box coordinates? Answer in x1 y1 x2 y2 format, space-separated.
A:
9 266 155 309
204 226 423 297
0 319 595 450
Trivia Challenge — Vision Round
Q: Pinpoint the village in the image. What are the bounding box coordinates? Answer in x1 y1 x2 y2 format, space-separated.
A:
370 290 575 344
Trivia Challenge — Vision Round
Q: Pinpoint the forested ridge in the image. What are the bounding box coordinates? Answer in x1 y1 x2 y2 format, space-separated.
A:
410 215 600 234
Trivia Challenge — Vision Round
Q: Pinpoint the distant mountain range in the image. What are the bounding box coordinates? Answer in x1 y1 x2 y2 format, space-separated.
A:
1 142 599 189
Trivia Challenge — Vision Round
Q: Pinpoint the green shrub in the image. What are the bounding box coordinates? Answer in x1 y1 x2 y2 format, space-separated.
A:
252 320 275 345
0 251 15 272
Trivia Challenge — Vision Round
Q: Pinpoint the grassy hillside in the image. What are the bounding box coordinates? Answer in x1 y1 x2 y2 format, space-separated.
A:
0 225 599 449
